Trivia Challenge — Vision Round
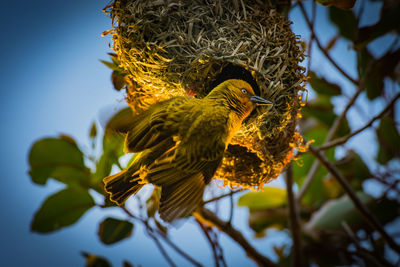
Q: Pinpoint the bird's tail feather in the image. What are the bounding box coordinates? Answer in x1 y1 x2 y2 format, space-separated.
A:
103 170 144 205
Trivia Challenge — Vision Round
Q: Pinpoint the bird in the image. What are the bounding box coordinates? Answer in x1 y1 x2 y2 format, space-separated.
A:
103 79 272 222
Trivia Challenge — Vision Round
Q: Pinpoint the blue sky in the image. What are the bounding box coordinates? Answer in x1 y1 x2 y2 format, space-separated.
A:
0 0 398 266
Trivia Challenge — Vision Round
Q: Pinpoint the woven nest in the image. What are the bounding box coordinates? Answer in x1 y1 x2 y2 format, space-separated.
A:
105 0 306 189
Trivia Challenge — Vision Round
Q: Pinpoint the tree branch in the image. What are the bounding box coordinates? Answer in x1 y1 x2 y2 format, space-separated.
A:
196 207 277 267
147 229 177 267
121 206 202 266
309 145 400 255
297 81 365 201
202 190 242 205
196 219 227 267
317 93 400 151
285 165 304 266
298 1 358 85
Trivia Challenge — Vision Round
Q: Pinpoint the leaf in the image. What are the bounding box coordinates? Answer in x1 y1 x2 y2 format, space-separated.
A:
248 207 288 233
92 108 134 184
81 252 111 267
355 2 400 49
89 122 97 139
112 70 127 91
376 115 400 164
329 7 357 41
302 96 350 137
238 187 287 211
31 188 95 233
105 107 136 134
293 127 336 206
358 48 400 100
146 187 161 217
304 191 372 233
309 71 342 96
100 60 119 71
28 138 90 186
316 0 356 10
98 217 134 245
335 150 372 190
304 193 400 235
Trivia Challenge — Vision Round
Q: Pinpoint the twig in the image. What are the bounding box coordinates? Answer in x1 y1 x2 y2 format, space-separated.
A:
342 222 390 267
147 229 177 267
309 145 400 255
121 206 202 266
298 1 358 85
228 191 234 224
285 164 304 267
196 207 277 267
318 93 400 151
297 81 365 201
153 228 203 267
202 190 242 205
306 1 316 75
196 219 227 267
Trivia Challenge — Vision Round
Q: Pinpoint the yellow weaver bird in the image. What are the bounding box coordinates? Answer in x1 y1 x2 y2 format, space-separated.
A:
104 79 272 222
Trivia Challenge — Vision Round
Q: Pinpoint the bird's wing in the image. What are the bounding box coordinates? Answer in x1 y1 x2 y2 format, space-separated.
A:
147 105 228 185
125 97 188 152
158 172 205 222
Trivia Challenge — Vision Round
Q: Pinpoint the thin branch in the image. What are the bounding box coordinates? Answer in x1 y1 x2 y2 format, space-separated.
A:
153 228 203 267
285 164 304 266
196 219 227 267
297 81 365 201
202 190 242 205
309 145 400 255
298 1 358 85
196 207 277 267
147 229 177 267
121 206 202 266
228 191 234 224
306 0 316 75
318 93 400 151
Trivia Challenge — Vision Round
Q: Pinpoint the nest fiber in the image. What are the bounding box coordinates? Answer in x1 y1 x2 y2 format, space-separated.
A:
105 0 306 189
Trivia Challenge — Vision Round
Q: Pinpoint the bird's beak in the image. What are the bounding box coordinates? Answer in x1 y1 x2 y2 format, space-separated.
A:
250 95 273 106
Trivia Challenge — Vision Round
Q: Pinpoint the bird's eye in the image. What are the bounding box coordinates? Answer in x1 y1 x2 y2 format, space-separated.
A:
241 88 248 94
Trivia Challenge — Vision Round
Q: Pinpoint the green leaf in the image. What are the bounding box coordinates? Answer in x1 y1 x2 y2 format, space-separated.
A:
377 115 400 164
31 188 95 233
309 71 341 96
92 108 134 184
293 127 336 206
238 187 287 211
100 60 119 71
304 193 400 235
302 96 350 137
28 138 90 186
98 217 134 245
355 2 400 49
358 48 400 100
89 122 97 139
316 0 356 10
304 191 372 232
335 150 372 190
81 252 111 267
106 107 136 134
329 7 357 41
146 187 161 217
112 70 127 91
248 208 288 233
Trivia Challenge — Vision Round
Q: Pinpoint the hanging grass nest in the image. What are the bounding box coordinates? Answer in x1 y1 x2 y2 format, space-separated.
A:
104 0 306 190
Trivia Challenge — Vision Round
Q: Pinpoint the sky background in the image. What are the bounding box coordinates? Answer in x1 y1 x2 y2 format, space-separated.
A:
0 0 398 266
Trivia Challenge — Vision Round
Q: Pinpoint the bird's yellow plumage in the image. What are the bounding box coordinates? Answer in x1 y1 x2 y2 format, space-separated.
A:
103 79 272 222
